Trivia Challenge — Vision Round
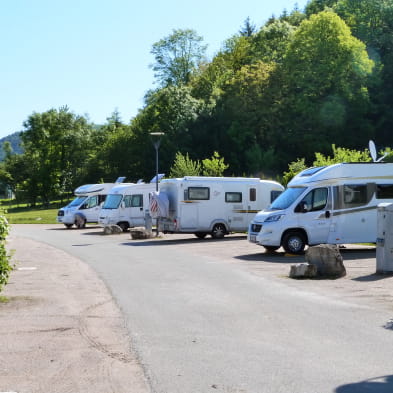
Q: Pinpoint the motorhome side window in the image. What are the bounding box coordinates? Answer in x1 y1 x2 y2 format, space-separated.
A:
123 195 143 208
249 188 256 202
83 195 99 209
343 185 367 205
225 192 242 203
131 194 143 207
376 184 393 199
295 187 328 212
188 187 210 200
334 184 374 209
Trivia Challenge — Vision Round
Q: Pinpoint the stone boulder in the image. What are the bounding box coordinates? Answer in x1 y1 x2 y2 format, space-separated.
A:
103 225 123 235
289 263 318 279
305 244 346 278
130 227 153 240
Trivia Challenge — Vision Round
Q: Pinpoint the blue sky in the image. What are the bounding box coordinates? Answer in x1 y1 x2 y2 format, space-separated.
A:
1 0 308 139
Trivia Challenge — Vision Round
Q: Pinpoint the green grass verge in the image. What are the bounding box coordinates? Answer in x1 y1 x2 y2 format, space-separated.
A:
0 200 64 224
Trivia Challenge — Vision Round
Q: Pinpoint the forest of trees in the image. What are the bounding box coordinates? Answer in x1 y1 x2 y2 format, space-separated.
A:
1 0 393 204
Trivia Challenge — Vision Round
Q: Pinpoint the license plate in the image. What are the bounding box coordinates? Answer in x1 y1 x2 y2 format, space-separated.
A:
250 235 256 242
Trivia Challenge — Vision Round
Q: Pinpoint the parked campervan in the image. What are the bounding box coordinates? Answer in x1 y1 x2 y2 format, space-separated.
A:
57 177 127 228
98 182 156 231
248 162 393 253
153 176 284 238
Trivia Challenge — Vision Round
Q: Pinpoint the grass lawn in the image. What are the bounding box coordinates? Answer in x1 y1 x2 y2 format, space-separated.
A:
0 200 65 224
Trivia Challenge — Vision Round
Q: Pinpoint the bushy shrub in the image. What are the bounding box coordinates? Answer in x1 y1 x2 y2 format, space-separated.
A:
0 215 12 293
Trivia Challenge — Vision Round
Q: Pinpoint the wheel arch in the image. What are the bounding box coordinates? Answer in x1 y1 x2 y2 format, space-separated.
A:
209 219 229 233
74 212 86 221
280 227 309 247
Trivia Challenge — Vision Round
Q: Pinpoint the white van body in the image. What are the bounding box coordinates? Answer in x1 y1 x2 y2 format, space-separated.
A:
98 182 156 231
248 163 393 253
157 176 284 238
57 178 127 228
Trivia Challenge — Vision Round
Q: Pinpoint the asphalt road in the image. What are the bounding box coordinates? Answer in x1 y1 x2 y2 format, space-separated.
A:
11 224 393 393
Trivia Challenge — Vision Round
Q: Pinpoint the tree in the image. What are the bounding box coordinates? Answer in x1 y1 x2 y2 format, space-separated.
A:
305 0 338 16
251 20 295 63
313 144 372 165
202 152 229 176
20 107 94 204
334 0 393 145
275 11 374 166
169 152 201 177
282 158 307 185
150 29 207 86
239 17 256 37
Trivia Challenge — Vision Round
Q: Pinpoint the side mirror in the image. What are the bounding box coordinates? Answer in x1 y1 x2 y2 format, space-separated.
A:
298 201 308 213
120 201 125 209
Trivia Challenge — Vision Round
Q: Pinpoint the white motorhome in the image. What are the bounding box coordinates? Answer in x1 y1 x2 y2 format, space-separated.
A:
248 162 393 253
57 177 127 228
98 182 156 231
155 176 284 238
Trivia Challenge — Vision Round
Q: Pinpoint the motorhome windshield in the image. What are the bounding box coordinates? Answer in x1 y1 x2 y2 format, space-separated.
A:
268 187 306 210
68 196 87 207
102 194 123 209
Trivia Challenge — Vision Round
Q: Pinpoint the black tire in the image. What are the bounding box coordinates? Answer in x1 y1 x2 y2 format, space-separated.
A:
211 223 226 239
75 215 86 229
64 223 73 229
282 231 306 254
194 232 207 239
264 245 280 252
118 222 129 232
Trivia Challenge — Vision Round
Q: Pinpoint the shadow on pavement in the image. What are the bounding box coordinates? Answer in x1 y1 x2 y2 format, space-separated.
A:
234 252 304 264
121 235 247 247
353 272 393 282
335 375 393 393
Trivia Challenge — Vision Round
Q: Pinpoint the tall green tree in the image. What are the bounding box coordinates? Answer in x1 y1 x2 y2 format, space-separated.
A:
169 152 201 177
334 0 393 145
19 107 94 204
274 11 374 168
150 29 207 86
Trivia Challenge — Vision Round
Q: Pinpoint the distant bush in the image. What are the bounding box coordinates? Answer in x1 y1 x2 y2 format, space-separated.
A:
0 214 13 293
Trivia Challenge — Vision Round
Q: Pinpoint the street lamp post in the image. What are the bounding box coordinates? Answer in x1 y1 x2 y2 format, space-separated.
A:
150 132 165 236
150 132 165 191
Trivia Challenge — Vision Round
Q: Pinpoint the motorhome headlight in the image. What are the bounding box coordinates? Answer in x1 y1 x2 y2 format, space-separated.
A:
264 214 285 223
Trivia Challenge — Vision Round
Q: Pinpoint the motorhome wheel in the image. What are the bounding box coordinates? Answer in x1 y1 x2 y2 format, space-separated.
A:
282 231 306 254
211 224 226 239
64 223 73 229
75 215 86 229
118 222 129 232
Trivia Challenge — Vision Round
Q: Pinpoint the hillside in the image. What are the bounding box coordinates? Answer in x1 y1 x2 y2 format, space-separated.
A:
0 132 23 161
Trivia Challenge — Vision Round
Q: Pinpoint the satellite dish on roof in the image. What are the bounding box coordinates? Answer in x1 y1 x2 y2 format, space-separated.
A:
369 140 377 162
369 140 388 162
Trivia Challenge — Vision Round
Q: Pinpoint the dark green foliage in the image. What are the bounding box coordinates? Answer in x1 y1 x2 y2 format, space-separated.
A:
0 215 12 293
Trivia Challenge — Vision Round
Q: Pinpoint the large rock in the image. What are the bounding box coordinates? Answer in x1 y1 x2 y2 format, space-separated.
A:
130 227 153 240
305 244 346 278
103 225 123 235
289 263 318 279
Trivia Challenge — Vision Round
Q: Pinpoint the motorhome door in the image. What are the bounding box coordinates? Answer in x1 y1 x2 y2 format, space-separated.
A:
79 195 102 222
180 186 207 230
294 187 332 244
123 194 145 226
225 190 248 231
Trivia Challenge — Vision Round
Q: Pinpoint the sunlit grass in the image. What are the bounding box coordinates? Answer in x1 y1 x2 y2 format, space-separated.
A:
0 199 68 224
